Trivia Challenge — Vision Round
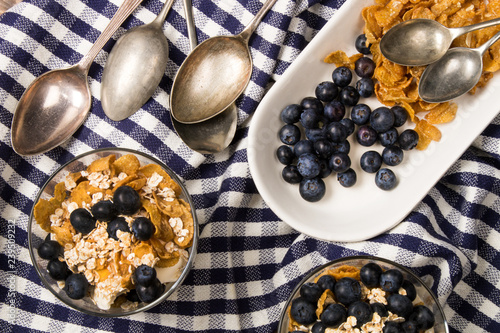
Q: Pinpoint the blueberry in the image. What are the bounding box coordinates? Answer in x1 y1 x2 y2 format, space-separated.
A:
126 289 140 302
351 104 371 125
280 104 302 124
334 277 361 305
91 200 118 222
339 86 360 106
113 185 141 215
279 124 301 145
380 269 404 293
134 264 157 286
354 57 376 78
301 97 324 114
360 151 382 173
329 152 351 173
132 217 155 241
332 140 350 154
337 168 357 188
401 320 418 333
375 168 397 190
360 262 383 287
402 280 417 301
321 303 347 327
305 127 327 142
326 122 348 143
315 81 339 102
299 177 326 202
276 145 295 165
70 208 96 235
300 108 321 129
323 100 346 122
294 140 315 157
371 302 389 317
300 282 323 303
379 128 399 147
339 118 354 136
382 145 404 166
317 274 336 292
348 300 373 326
314 139 334 159
290 297 317 325
107 216 130 240
136 278 165 303
47 259 71 280
38 239 61 260
399 129 419 150
318 159 332 178
370 107 395 133
387 294 413 318
64 274 89 300
311 322 327 333
356 77 375 98
297 153 321 179
408 305 435 330
356 125 378 146
383 321 403 333
282 165 303 184
355 34 371 54
391 105 408 127
332 66 352 87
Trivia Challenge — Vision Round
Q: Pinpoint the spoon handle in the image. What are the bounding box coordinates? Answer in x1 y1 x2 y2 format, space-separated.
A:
477 29 500 55
152 0 175 28
78 0 144 71
183 0 198 50
451 16 500 39
238 0 278 42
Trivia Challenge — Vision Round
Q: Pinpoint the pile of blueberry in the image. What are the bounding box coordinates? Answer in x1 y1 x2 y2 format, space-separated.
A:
37 185 161 303
289 262 435 333
276 34 419 202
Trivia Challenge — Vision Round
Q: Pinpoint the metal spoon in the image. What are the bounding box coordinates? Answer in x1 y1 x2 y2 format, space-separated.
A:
170 0 277 124
418 30 500 103
171 0 237 154
10 0 144 156
101 0 174 121
380 17 500 66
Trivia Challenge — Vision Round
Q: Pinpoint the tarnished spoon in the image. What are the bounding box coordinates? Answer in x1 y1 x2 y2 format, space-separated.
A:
171 0 237 154
418 30 500 103
170 0 277 124
101 0 174 121
380 17 500 66
11 0 144 156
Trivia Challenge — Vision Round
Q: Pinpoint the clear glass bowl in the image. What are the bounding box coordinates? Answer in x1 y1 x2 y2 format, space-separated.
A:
28 148 198 317
278 255 449 332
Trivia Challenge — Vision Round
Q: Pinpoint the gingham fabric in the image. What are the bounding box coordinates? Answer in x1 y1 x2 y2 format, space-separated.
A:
0 0 499 332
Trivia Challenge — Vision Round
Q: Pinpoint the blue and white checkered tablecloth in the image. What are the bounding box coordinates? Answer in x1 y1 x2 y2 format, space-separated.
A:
0 0 499 332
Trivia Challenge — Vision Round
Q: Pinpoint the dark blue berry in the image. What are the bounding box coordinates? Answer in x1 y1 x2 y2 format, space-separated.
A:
402 280 417 302
401 320 418 333
134 264 157 286
294 140 315 157
317 274 336 291
126 289 140 302
280 104 302 124
351 104 372 125
360 262 383 287
299 177 326 202
64 274 89 300
326 122 348 143
334 277 361 305
132 217 155 241
380 269 404 293
391 105 408 127
337 168 357 188
301 97 324 114
321 303 347 327
329 152 351 173
70 208 96 235
276 145 295 165
314 139 334 159
91 200 118 222
399 129 419 150
311 322 327 333
375 168 397 190
290 297 317 325
339 86 360 106
371 302 389 317
318 159 332 178
279 124 301 145
300 282 323 303
300 109 321 129
355 57 376 78
297 153 321 179
332 140 350 154
136 278 165 303
107 217 130 240
339 118 355 136
355 34 371 54
370 107 395 133
379 128 399 147
47 259 71 280
332 66 352 87
324 100 346 122
282 165 302 184
409 305 435 330
315 81 339 102
356 77 375 98
38 240 61 260
383 321 403 333
387 294 413 318
356 125 378 146
305 127 328 142
348 300 374 326
382 145 404 166
113 185 141 215
360 151 382 173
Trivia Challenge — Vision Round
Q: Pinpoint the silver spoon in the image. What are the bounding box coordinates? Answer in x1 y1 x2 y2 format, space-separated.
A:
171 0 237 154
10 0 144 156
170 0 277 124
380 17 500 66
418 30 500 103
101 0 174 121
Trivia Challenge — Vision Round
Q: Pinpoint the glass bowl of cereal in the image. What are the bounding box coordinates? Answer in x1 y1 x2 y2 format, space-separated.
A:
278 256 449 333
28 148 198 316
